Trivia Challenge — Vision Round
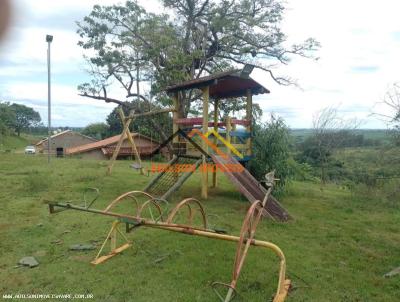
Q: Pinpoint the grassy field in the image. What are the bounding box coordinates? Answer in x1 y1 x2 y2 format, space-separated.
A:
0 134 41 153
0 154 399 301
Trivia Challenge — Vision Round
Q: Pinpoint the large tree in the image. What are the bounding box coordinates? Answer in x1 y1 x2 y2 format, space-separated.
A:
82 122 109 140
9 103 41 136
77 0 319 133
106 99 172 139
0 101 15 135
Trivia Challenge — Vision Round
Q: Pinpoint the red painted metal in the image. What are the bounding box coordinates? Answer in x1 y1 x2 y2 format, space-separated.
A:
230 119 250 126
175 117 250 127
175 117 225 127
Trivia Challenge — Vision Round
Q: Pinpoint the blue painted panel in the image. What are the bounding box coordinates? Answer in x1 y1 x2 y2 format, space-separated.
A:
234 155 253 162
230 131 251 138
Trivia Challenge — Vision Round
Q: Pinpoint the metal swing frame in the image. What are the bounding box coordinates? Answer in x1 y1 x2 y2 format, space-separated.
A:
47 176 290 302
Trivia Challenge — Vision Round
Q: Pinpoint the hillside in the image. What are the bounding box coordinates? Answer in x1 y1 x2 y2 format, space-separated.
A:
0 134 41 152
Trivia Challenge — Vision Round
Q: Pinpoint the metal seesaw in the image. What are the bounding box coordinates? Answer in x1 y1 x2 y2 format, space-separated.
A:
47 175 290 301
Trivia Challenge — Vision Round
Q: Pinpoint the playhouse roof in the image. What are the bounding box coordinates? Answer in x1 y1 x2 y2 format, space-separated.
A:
165 69 270 99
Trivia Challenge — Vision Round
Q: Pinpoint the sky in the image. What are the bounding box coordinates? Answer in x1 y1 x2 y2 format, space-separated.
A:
0 0 399 129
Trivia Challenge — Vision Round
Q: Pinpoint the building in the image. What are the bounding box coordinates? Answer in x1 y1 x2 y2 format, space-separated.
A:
66 133 165 160
35 130 98 156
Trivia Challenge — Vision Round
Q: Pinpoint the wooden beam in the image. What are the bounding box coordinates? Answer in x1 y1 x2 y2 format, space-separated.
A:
226 116 232 155
246 89 252 156
131 107 175 119
201 86 209 199
172 93 179 148
124 124 145 175
107 108 132 175
91 243 131 265
212 99 219 188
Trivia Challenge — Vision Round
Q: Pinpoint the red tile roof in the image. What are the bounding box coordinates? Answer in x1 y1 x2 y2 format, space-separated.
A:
66 133 156 155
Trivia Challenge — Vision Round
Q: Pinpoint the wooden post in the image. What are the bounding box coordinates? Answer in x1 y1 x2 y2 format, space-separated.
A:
201 86 209 199
107 110 132 175
226 116 232 155
125 123 145 175
119 109 145 175
246 89 252 157
172 93 179 155
212 99 219 188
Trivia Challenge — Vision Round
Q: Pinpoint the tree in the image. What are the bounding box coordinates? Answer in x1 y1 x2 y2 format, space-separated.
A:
82 122 109 140
9 103 41 136
76 0 319 139
248 115 291 194
105 98 173 140
379 83 400 146
309 106 358 183
0 101 15 135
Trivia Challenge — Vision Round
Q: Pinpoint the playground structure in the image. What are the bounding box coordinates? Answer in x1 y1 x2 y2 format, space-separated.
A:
47 172 290 302
143 68 290 221
103 67 290 221
47 68 292 300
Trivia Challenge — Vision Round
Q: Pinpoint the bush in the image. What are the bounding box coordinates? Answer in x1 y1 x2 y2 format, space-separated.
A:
248 115 291 194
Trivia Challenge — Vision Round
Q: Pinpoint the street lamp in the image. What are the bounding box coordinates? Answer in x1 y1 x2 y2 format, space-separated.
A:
46 34 53 163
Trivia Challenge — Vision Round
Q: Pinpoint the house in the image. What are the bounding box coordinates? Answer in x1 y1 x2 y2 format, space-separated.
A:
66 133 165 160
35 130 98 156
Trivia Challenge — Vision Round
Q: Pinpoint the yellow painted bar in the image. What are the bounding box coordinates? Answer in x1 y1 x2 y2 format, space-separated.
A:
226 117 232 155
204 129 243 158
91 243 131 265
149 223 290 301
213 100 219 188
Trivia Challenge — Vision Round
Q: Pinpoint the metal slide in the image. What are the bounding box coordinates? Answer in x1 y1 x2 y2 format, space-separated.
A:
211 155 291 222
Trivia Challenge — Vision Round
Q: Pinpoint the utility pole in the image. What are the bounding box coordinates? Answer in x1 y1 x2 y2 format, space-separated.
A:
46 34 53 163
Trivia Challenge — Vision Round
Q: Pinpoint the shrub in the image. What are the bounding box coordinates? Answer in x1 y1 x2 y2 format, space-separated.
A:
248 115 291 194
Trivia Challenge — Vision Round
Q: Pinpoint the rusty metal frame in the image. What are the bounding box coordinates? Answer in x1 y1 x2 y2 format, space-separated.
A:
47 187 290 301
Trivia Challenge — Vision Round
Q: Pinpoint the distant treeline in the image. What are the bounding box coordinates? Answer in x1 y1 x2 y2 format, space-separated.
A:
26 126 83 137
291 129 389 147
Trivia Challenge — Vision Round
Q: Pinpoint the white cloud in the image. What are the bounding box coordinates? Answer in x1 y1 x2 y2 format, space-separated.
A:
249 0 400 128
0 0 399 128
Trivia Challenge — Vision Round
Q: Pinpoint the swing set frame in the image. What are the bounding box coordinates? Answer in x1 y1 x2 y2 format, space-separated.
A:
106 107 175 176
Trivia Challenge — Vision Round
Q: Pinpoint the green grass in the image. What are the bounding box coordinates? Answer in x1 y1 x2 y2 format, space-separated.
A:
0 154 399 301
0 134 41 152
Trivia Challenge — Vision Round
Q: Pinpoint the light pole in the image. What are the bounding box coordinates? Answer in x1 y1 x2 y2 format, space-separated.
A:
46 34 53 163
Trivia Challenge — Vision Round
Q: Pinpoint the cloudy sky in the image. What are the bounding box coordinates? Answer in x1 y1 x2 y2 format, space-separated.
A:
0 0 399 128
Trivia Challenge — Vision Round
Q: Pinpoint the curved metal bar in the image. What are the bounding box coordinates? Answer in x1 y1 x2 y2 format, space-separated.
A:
137 198 163 222
211 282 237 302
104 191 155 213
149 224 290 302
166 198 207 229
232 200 263 283
151 198 169 221
83 187 100 209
